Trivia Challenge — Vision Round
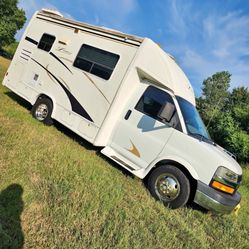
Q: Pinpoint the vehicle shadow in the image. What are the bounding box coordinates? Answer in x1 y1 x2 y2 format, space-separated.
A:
0 184 24 248
54 121 96 151
187 202 209 214
54 121 135 179
96 151 135 178
4 91 32 110
54 122 134 177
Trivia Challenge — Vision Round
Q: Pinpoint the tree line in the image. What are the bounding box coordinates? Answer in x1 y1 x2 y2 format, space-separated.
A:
197 72 249 163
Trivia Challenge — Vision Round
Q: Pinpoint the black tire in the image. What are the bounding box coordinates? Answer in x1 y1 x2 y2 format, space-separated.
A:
147 165 190 209
31 97 53 125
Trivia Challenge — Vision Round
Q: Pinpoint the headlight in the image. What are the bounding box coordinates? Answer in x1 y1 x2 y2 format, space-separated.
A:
210 166 242 195
215 166 239 184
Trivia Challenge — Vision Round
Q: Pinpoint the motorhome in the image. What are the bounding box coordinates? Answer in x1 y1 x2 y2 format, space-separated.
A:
3 9 242 213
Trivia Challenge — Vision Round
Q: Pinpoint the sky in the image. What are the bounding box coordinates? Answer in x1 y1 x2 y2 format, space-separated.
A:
17 0 249 96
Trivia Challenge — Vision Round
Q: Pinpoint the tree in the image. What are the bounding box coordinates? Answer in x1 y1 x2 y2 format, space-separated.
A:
0 0 26 48
197 72 249 163
229 87 249 132
209 112 249 163
197 71 231 125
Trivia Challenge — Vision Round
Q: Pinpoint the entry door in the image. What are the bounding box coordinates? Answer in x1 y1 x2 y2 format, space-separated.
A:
110 85 179 169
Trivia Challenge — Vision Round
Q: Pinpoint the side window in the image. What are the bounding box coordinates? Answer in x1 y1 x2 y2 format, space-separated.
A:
135 86 182 130
38 34 56 52
73 44 120 80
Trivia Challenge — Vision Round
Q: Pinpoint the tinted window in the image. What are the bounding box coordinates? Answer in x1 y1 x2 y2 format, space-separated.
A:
73 44 120 80
38 34 56 52
176 96 210 139
135 86 181 130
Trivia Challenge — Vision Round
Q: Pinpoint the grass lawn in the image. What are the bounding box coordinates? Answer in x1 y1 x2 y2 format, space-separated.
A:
0 56 249 249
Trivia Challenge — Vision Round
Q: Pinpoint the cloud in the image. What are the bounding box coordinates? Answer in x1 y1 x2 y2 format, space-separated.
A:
77 0 138 32
160 1 249 94
85 0 137 16
166 0 189 37
201 11 249 88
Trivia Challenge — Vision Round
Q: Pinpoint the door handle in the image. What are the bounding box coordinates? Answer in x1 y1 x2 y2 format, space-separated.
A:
124 110 132 120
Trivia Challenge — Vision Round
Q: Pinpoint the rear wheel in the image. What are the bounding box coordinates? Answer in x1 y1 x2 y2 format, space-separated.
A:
32 97 53 125
147 165 191 209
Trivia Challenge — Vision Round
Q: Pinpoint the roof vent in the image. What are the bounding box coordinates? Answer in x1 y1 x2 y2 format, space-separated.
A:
41 8 63 18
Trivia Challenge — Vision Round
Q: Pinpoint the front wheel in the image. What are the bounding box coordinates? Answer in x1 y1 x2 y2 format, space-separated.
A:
31 97 53 125
147 165 190 209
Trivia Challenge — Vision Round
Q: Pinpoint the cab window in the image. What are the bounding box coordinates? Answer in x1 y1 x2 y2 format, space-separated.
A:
135 86 182 131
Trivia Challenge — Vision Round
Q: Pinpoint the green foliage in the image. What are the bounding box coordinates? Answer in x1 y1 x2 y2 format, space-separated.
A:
0 42 19 59
202 71 231 101
209 113 249 162
230 87 249 132
0 0 26 48
3 42 19 57
229 131 249 163
197 71 231 125
208 112 237 145
197 72 249 163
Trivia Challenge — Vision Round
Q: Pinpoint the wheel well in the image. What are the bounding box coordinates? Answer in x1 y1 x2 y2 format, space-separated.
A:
146 160 197 203
37 94 53 107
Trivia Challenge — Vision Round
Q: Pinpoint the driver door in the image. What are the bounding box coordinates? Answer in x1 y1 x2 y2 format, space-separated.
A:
108 84 181 170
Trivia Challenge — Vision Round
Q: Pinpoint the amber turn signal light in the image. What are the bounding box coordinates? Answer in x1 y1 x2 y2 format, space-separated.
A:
211 180 235 194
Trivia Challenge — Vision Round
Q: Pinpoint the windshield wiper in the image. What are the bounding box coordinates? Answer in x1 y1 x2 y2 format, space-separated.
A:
190 133 216 145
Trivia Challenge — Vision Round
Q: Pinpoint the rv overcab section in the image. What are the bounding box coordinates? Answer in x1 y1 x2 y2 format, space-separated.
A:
3 9 242 214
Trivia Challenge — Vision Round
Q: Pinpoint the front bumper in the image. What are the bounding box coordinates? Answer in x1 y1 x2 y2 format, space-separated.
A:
194 181 241 214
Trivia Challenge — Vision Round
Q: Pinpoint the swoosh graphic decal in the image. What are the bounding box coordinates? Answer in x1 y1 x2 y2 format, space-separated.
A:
59 76 71 92
31 58 93 122
46 64 57 84
56 47 72 55
126 140 141 158
59 57 73 63
25 37 73 74
49 52 73 74
82 72 110 104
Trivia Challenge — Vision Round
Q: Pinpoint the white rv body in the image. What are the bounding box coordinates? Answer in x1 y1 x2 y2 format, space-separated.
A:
3 10 242 213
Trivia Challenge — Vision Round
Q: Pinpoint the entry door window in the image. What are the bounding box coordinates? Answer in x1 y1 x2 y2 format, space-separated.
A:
135 86 182 130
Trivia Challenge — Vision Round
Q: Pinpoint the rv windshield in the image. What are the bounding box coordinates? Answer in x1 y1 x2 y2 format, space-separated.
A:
176 96 210 140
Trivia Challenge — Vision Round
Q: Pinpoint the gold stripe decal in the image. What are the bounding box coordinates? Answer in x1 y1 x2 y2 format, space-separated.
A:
46 64 57 84
127 140 140 158
82 72 110 104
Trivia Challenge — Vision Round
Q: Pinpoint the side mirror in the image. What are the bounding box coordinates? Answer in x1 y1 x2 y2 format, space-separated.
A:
158 102 175 122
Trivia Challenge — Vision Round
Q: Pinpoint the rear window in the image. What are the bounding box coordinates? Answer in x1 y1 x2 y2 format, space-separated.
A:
73 44 120 80
38 33 56 52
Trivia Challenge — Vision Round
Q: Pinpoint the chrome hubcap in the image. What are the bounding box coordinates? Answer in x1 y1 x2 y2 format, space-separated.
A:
35 104 48 121
155 174 180 201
